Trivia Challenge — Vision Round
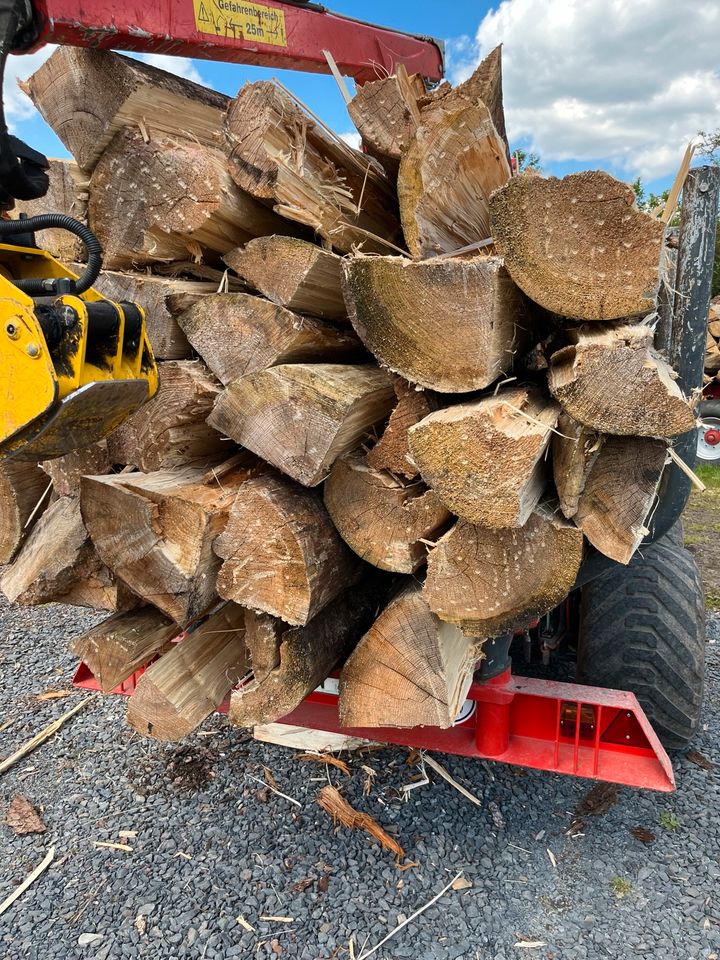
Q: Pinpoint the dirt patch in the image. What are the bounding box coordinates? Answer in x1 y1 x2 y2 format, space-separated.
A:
683 465 720 607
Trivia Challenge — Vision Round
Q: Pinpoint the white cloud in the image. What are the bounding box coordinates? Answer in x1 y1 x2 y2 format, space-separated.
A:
448 0 720 180
339 131 362 150
130 53 203 85
5 46 56 126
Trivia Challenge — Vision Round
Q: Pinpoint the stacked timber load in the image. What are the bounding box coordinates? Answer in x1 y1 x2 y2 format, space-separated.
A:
2 45 699 740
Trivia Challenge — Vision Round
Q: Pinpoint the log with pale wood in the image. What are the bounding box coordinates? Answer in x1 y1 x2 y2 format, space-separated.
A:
40 442 111 497
366 377 438 478
0 461 52 564
12 159 88 261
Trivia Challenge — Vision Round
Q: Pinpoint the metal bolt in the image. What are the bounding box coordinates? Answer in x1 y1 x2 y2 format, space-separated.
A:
26 343 40 358
5 322 16 337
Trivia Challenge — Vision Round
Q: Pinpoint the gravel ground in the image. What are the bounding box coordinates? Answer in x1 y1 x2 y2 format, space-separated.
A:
1 596 719 960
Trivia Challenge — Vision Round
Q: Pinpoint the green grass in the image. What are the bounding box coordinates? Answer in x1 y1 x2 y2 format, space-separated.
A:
659 810 681 831
610 877 633 898
694 464 720 491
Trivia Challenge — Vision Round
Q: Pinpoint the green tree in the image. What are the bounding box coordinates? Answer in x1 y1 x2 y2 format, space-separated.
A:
511 148 540 173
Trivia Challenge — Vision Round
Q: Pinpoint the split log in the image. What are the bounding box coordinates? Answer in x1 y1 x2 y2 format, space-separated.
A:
706 331 720 374
89 131 294 269
1 496 132 611
224 237 346 321
552 414 604 519
490 171 666 321
342 255 525 393
23 47 229 171
69 607 178 693
408 387 560 527
177 293 360 385
228 583 382 728
40 442 111 497
398 99 510 258
347 70 426 171
424 504 584 638
442 46 509 158
105 360 226 471
208 363 395 486
81 457 256 624
0 461 52 564
548 324 696 437
242 610 282 684
215 472 362 625
324 452 450 573
127 603 248 740
366 377 438 478
223 80 400 252
339 581 478 729
12 159 87 260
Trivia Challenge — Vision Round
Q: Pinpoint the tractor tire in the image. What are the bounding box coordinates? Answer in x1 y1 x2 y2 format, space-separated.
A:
577 529 705 751
696 399 720 466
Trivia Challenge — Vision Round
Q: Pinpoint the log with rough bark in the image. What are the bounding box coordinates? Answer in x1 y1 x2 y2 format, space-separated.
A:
339 581 478 729
105 360 226 471
1 496 132 611
224 237 346 321
552 414 604 519
0 461 52 564
208 363 395 486
398 99 511 258
366 377 438 478
228 582 382 728
408 387 560 527
342 255 525 393
223 80 400 253
40 442 111 497
22 47 229 171
89 131 294 269
127 603 248 740
177 293 360 385
324 452 450 573
548 324 696 437
490 171 666 321
69 607 178 693
81 457 257 623
12 159 88 260
215 472 362 625
424 504 584 638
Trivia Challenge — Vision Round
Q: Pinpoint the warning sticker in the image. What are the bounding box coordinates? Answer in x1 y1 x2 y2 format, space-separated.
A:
192 0 287 46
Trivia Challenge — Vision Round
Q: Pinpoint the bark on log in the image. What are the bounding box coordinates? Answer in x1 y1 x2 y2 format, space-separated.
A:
22 47 229 171
228 583 382 728
127 603 248 740
105 360 226 471
177 293 360 385
424 504 584 638
490 171 666 321
552 414 604 519
0 461 52 564
69 607 178 693
81 458 257 624
366 377 438 479
223 80 401 253
548 324 696 437
408 386 560 527
324 452 450 573
12 159 88 260
215 472 362 625
208 363 395 486
40 442 111 497
339 581 479 729
224 237 346 321
341 255 525 393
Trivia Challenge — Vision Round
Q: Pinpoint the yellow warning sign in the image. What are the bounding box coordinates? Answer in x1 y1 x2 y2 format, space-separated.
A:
193 0 287 46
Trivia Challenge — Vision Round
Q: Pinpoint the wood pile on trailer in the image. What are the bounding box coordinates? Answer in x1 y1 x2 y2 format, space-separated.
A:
0 46 698 740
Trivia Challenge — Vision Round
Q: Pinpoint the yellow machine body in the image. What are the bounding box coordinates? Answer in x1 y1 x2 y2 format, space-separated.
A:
0 242 158 461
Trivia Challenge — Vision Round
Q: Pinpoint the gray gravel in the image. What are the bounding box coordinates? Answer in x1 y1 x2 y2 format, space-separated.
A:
1 596 719 960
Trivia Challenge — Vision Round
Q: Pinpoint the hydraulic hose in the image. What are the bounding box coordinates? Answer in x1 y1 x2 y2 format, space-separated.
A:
0 213 103 295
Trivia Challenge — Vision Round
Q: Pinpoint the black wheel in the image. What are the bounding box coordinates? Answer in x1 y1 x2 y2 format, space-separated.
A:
696 399 720 465
577 529 705 750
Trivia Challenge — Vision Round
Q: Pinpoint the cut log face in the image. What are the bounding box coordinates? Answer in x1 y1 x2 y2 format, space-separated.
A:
0 461 52 564
177 293 360 385
408 387 560 527
490 172 666 321
444 46 509 159
366 377 438 479
81 458 256 624
398 100 511 258
347 71 426 169
208 363 395 486
342 255 525 393
70 607 178 693
548 324 696 437
23 47 229 171
324 452 450 573
40 442 111 497
243 610 283 684
573 436 667 564
424 504 584 638
552 414 604 519
12 159 87 260
339 581 478 729
127 603 248 740
224 237 347 321
105 360 226 471
223 80 401 253
228 583 382 728
215 472 362 625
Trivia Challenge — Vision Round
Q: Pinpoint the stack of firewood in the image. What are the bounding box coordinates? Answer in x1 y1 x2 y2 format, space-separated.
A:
705 297 720 377
0 46 695 740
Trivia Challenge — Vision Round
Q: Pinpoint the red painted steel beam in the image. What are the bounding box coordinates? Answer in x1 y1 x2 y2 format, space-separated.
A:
24 0 444 83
